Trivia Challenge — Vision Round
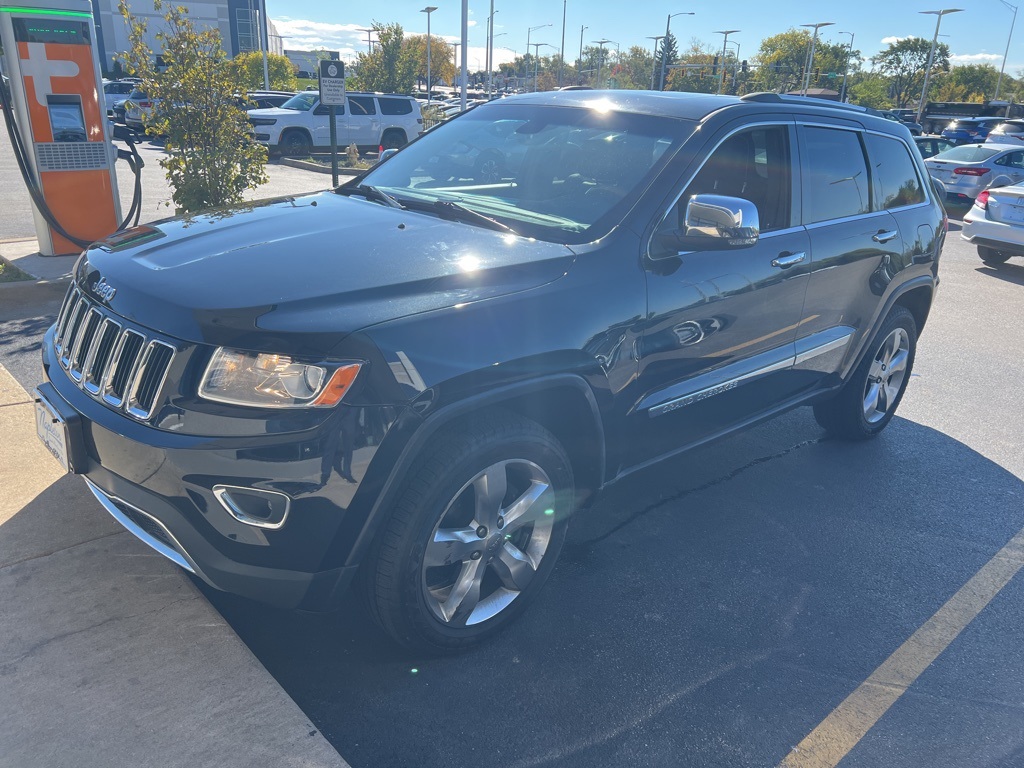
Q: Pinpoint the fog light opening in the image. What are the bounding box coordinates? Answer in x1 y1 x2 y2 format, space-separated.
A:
213 485 292 530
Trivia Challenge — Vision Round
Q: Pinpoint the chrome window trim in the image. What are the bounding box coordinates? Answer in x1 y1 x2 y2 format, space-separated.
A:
213 485 292 530
804 209 894 231
85 478 199 575
647 120 797 261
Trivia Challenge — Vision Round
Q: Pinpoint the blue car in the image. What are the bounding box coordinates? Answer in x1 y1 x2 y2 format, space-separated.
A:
942 117 1005 145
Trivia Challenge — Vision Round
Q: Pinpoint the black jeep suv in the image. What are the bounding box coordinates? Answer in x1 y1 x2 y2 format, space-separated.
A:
36 91 944 651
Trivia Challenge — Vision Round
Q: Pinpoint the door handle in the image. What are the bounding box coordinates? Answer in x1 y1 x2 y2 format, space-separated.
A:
771 252 806 269
873 230 899 244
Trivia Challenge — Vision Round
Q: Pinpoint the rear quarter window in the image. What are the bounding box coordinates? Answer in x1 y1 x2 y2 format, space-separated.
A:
379 97 413 115
865 134 925 209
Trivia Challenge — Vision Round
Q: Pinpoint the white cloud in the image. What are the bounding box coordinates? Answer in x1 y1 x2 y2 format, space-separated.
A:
949 52 1003 64
881 35 909 44
468 20 478 27
271 18 367 59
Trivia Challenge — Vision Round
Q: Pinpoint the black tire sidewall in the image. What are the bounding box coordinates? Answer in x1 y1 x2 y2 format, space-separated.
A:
848 308 918 437
389 426 573 650
281 130 310 157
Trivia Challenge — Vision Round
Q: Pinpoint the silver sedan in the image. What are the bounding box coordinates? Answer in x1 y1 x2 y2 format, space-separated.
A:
961 183 1024 266
925 143 1024 205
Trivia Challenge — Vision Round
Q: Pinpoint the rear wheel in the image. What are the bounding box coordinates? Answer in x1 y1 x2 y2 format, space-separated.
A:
363 412 573 652
978 245 1011 265
813 306 918 440
380 129 407 150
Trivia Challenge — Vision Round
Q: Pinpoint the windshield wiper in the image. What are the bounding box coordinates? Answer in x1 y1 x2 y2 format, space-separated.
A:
428 199 518 235
335 184 405 209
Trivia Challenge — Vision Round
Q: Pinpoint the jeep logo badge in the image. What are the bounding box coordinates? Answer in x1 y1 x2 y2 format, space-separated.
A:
91 277 116 303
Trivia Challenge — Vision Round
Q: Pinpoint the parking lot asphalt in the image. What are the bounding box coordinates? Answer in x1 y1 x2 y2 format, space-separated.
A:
2 190 1024 766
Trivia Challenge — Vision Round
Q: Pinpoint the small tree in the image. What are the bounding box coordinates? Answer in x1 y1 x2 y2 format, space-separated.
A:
229 51 299 92
118 0 268 213
352 22 416 93
873 37 950 108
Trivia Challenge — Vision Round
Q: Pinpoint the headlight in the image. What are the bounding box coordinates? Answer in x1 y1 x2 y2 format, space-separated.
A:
199 348 361 408
249 117 278 126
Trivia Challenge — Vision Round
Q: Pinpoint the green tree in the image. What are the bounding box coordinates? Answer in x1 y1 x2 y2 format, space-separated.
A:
352 22 416 94
654 31 679 88
228 51 298 91
611 45 655 90
403 34 455 90
874 36 949 108
933 64 1006 102
665 40 719 94
846 72 892 109
118 0 267 213
752 29 855 95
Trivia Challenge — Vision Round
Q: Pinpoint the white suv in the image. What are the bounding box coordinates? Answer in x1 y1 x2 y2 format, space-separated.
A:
247 92 422 156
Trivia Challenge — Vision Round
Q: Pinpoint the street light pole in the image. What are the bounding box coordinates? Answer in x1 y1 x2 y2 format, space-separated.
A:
559 0 567 87
917 8 963 122
725 39 741 92
487 5 497 97
594 38 610 89
526 24 552 92
800 22 834 96
714 30 739 94
356 28 375 54
660 11 695 91
531 42 550 91
647 35 665 89
421 6 438 104
839 31 854 103
996 0 1018 100
578 25 588 85
258 0 270 89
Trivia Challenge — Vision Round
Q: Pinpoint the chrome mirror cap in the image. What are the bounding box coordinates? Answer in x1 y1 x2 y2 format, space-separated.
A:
684 194 760 247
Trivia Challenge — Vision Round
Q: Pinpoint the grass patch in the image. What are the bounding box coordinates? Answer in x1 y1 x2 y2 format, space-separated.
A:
0 259 33 283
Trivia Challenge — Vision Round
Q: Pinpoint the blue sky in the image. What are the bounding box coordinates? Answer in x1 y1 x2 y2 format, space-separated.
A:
267 0 1023 74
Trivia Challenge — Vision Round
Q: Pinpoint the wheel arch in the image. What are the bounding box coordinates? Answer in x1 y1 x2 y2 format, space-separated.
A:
842 276 934 380
344 374 606 570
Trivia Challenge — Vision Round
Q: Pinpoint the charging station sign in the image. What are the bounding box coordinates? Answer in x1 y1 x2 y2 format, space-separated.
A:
318 60 345 107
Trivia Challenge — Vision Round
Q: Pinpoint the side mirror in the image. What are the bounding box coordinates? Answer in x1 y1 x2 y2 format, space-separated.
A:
683 194 760 247
378 147 399 163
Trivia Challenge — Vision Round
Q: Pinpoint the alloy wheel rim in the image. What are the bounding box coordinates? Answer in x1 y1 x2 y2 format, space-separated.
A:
421 459 556 627
863 327 910 424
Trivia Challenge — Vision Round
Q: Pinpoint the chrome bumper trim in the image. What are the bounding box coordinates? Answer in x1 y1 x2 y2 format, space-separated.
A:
84 478 198 575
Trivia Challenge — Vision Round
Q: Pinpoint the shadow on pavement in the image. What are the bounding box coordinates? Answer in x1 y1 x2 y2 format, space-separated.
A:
201 411 1024 768
976 261 1024 287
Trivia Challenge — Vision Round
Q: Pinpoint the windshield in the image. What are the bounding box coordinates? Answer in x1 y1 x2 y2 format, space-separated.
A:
356 103 692 244
280 93 317 111
934 146 1000 162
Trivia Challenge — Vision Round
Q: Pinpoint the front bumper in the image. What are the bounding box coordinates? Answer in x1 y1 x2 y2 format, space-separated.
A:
41 329 403 611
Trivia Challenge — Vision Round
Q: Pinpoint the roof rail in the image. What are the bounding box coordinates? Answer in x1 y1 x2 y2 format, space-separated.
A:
741 92 783 102
741 92 881 116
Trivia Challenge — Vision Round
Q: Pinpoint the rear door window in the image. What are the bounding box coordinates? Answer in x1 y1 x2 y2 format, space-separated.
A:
865 134 925 209
801 126 871 223
348 96 377 116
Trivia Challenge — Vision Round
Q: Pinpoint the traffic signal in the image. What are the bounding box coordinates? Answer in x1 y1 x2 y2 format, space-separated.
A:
813 67 820 82
711 56 719 76
741 60 748 73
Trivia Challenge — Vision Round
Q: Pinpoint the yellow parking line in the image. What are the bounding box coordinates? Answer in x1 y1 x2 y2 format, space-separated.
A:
780 528 1024 768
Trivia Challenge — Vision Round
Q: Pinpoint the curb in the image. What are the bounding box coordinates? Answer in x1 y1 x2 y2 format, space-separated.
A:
277 157 365 176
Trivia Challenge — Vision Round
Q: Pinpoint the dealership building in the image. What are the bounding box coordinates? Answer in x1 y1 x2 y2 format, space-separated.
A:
89 0 282 71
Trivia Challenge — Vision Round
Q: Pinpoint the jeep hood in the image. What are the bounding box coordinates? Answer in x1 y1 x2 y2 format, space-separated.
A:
78 192 577 355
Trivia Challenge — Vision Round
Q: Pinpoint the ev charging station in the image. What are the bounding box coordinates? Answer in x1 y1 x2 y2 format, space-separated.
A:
0 0 122 255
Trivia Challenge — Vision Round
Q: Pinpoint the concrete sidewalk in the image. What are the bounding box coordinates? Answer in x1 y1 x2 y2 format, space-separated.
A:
0 237 76 285
0 363 349 768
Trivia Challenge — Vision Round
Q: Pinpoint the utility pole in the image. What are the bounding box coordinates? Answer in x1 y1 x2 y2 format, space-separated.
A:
578 25 588 85
917 9 963 122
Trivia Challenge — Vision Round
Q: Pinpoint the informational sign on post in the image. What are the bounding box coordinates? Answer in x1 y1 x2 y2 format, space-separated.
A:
318 60 346 186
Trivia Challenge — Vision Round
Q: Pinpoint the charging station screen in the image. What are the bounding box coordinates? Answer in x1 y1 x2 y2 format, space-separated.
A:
12 18 90 45
47 98 86 142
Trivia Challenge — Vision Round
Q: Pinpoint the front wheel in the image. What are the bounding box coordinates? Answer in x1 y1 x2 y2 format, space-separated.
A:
279 129 311 157
978 245 1011 265
363 412 574 652
813 306 918 440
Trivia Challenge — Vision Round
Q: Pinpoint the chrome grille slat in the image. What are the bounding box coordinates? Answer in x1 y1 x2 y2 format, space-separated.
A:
52 287 176 422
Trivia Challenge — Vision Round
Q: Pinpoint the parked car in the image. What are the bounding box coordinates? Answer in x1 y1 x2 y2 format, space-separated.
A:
102 80 135 115
984 119 1024 146
123 90 157 132
881 110 923 136
247 91 422 155
941 117 1004 145
241 90 295 110
37 91 943 652
925 143 1024 204
961 182 1024 265
914 136 956 158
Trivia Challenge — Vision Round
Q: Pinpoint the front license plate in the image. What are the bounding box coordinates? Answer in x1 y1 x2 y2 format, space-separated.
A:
35 394 70 473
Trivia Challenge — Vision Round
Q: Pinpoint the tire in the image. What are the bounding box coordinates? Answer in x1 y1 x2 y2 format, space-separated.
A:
279 129 311 157
473 149 505 183
978 245 1011 265
363 411 574 653
380 129 407 150
813 305 918 441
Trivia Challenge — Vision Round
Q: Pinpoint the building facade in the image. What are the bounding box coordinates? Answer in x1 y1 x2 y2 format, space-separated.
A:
91 0 274 72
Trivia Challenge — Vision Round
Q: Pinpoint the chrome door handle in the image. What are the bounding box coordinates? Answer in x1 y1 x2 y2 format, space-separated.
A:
873 230 899 244
771 252 805 268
